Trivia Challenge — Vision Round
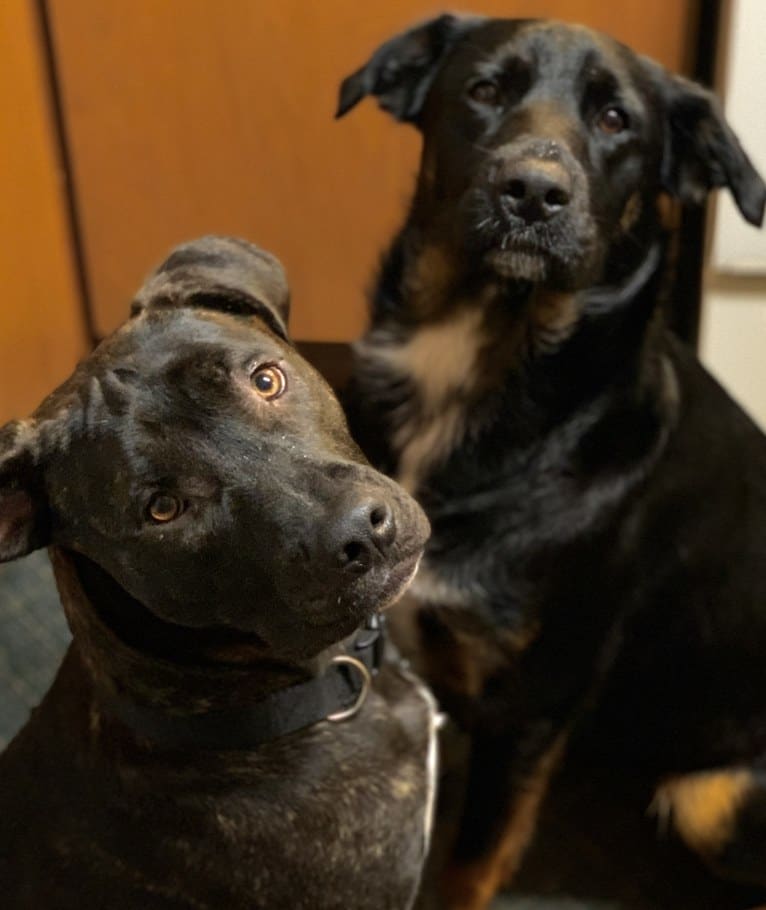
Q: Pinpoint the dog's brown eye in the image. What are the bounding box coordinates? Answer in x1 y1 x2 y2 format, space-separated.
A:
469 80 501 105
147 494 183 524
598 106 629 134
250 364 287 400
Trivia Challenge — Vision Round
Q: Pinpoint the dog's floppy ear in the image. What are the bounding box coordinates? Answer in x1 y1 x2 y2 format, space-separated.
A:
132 236 291 340
0 421 49 563
336 13 479 124
653 66 766 226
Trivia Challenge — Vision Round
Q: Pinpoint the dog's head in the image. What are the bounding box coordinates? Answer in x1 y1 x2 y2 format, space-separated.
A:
338 16 765 290
0 237 429 661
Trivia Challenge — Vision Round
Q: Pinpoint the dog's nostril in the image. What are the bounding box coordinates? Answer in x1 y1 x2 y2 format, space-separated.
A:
330 498 396 572
544 187 570 209
506 179 527 200
368 501 396 547
370 505 387 529
341 541 365 566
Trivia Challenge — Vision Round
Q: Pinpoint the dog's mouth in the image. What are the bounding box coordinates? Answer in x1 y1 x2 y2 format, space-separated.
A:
463 187 599 288
302 548 423 631
485 238 553 282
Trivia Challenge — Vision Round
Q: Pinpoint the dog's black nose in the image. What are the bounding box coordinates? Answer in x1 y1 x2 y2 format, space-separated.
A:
332 498 396 573
498 161 572 223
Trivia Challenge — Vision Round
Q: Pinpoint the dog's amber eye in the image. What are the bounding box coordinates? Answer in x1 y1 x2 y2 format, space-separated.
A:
250 364 287 400
147 494 184 524
469 80 501 105
598 106 629 134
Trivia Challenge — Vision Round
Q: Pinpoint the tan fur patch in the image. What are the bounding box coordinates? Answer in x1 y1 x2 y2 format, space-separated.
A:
442 733 569 910
421 619 537 703
360 256 578 495
651 768 755 857
408 564 540 702
404 244 455 320
620 192 643 233
385 306 487 493
410 564 476 609
530 290 579 351
391 776 416 799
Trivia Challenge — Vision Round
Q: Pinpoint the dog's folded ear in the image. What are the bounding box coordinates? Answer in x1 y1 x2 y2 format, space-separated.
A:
132 236 291 340
653 66 766 226
0 421 49 563
336 13 479 124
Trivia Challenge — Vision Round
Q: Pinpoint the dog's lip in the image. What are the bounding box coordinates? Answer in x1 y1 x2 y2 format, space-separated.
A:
370 550 423 612
488 228 551 252
301 549 423 628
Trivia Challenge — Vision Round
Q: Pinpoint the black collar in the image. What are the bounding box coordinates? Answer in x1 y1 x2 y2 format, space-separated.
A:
581 243 662 316
103 615 386 751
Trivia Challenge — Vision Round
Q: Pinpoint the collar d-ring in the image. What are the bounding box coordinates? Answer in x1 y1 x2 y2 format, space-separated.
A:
327 655 372 722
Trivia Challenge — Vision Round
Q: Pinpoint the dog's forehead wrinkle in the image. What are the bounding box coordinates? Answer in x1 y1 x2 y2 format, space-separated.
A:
481 23 631 97
151 235 287 296
126 311 285 379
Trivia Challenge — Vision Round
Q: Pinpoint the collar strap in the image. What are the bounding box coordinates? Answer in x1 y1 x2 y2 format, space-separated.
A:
103 615 386 751
581 242 662 316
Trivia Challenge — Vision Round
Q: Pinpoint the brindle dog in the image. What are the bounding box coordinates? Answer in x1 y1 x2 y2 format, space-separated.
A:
337 15 766 910
0 237 436 909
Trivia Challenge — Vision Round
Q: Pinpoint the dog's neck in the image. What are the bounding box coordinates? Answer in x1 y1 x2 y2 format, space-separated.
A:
355 216 669 495
50 547 337 717
372 213 666 401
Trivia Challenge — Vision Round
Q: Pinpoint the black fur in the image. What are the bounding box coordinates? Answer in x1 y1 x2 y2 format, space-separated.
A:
0 237 434 909
339 16 766 910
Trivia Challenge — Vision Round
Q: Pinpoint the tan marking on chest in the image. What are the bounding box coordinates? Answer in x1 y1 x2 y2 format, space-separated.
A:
384 306 488 493
529 290 579 351
405 244 454 319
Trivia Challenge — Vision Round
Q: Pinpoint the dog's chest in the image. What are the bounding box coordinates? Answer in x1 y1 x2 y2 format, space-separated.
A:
358 307 490 494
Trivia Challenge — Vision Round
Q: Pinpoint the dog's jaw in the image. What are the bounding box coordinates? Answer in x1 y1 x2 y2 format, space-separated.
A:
486 247 549 283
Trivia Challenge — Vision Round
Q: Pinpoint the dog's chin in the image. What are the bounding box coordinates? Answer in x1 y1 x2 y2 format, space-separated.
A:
302 550 423 631
486 246 551 282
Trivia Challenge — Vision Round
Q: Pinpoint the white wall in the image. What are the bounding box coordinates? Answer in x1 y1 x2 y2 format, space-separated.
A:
700 0 766 430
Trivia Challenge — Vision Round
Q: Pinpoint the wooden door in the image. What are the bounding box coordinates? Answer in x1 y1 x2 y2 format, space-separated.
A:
0 1 86 425
47 0 698 342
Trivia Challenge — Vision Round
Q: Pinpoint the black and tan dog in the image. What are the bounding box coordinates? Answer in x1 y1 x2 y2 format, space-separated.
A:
337 15 766 910
0 237 437 909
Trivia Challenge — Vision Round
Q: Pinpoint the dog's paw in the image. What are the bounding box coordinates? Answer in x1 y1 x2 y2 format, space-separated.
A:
650 768 756 857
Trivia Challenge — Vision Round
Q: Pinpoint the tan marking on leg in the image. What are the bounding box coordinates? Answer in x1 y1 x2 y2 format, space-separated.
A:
651 768 755 857
443 733 569 910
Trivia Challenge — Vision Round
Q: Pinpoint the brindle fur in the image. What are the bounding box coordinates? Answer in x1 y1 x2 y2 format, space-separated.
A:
338 15 766 910
0 237 435 909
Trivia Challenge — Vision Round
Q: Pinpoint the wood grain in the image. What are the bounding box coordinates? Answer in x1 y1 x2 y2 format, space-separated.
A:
0 1 86 424
48 0 697 342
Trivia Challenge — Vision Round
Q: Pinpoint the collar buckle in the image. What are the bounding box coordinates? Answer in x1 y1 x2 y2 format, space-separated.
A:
326 655 372 723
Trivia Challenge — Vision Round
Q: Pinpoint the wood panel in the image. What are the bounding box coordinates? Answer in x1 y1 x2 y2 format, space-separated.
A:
48 0 697 342
0 1 86 424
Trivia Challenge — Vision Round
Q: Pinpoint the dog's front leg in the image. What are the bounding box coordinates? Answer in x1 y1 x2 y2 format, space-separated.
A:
652 766 766 890
438 720 570 910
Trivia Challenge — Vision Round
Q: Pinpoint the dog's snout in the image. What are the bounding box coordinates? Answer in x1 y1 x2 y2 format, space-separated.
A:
333 498 397 573
497 160 572 223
